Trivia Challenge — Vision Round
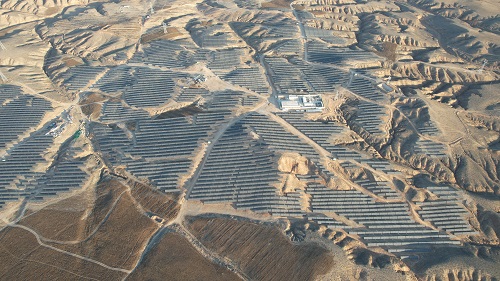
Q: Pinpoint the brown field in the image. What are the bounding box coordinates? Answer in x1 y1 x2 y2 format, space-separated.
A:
375 42 398 62
310 10 327 16
54 191 158 269
261 0 294 9
19 194 91 241
20 178 160 270
166 27 182 39
127 232 239 281
185 216 334 281
20 178 126 241
79 92 106 119
78 93 106 105
153 103 204 119
63 58 82 67
140 27 183 44
44 6 60 16
80 103 102 119
0 227 125 280
128 180 180 221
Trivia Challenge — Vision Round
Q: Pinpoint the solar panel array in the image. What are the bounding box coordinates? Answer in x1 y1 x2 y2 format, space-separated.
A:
208 48 244 74
418 121 441 136
231 21 299 43
296 62 348 92
414 139 448 158
123 68 187 108
276 111 347 154
273 39 304 56
57 65 107 91
353 101 387 135
397 100 441 136
0 124 90 207
176 88 211 102
307 181 458 256
33 147 91 200
190 24 238 49
243 112 320 159
93 65 188 108
135 40 197 68
347 75 387 102
303 26 347 45
223 67 270 94
0 85 52 150
264 57 349 93
124 117 210 159
207 49 270 94
0 131 53 207
264 57 312 93
0 3 480 263
93 65 133 93
189 120 304 216
99 102 150 123
307 40 380 65
91 110 231 193
126 159 192 193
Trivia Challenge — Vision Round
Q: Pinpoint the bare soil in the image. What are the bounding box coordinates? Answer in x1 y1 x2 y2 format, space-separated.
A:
19 195 90 241
127 232 239 281
185 216 334 281
80 103 102 119
376 42 398 62
261 0 294 9
20 178 159 270
79 93 106 105
128 180 181 221
0 227 125 280
140 27 183 44
53 191 158 269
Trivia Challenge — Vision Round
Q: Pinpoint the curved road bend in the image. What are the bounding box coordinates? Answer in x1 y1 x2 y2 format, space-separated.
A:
8 224 131 274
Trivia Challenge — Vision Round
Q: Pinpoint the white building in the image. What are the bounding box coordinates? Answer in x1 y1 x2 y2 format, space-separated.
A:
279 94 324 112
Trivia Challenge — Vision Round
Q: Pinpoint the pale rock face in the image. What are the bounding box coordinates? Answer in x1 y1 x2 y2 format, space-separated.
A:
278 152 314 175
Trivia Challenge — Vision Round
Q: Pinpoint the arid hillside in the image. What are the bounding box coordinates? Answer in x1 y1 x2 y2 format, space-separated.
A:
0 0 498 280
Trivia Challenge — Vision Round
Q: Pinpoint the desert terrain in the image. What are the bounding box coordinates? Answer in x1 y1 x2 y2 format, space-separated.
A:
0 0 499 280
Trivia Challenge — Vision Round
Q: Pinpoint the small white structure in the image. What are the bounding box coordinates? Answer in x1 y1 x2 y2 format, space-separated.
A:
280 99 302 110
193 74 206 84
0 70 8 82
480 59 488 72
377 83 394 93
279 94 324 112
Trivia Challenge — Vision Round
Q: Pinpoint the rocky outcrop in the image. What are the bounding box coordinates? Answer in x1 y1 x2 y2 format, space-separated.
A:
1 0 90 16
424 268 498 281
392 62 498 84
304 2 400 16
408 0 500 34
278 152 315 175
464 113 500 133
